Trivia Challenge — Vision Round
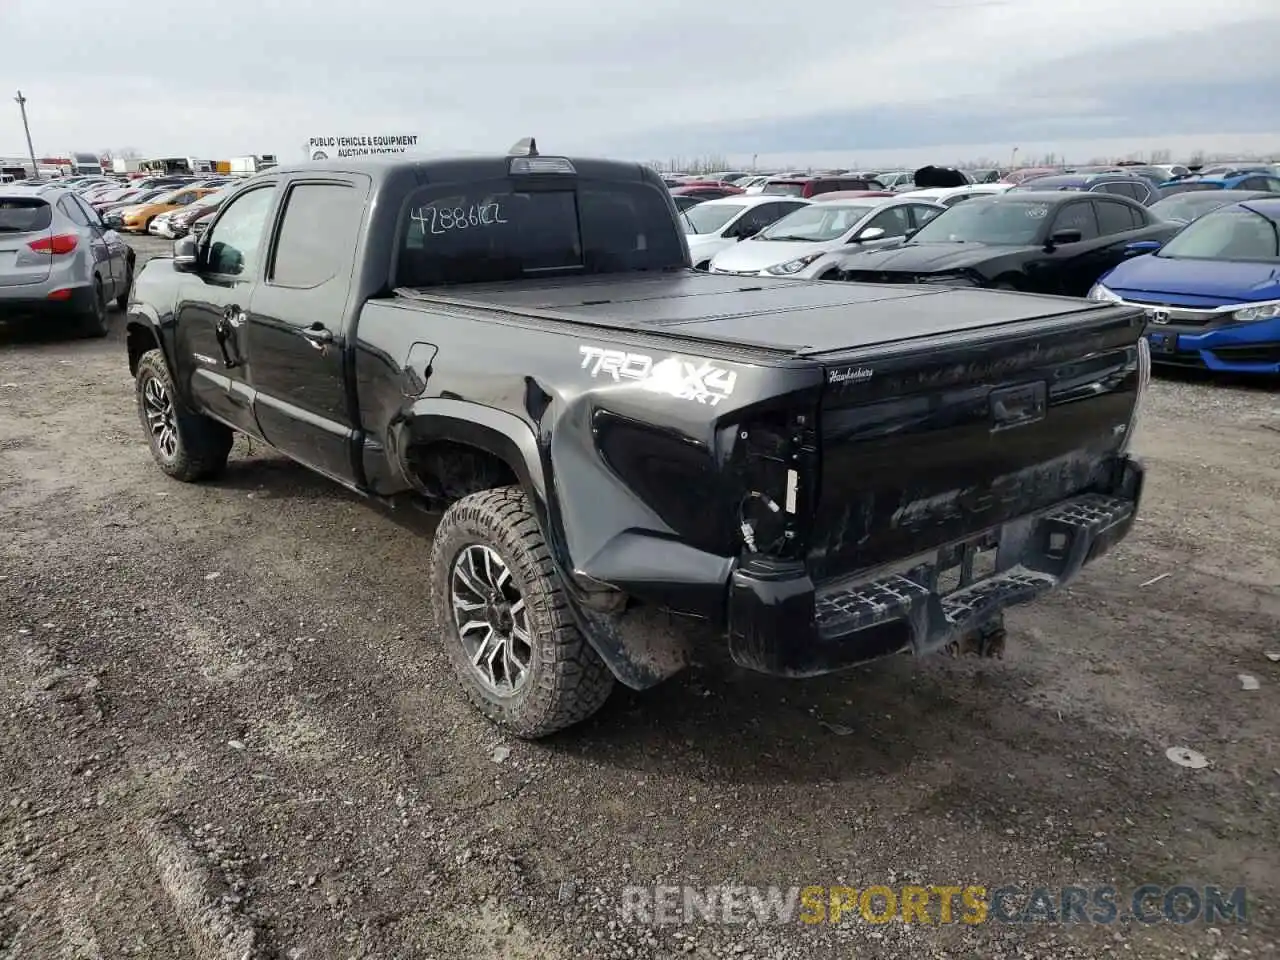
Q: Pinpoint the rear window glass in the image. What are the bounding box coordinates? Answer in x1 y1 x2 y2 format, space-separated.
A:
0 198 52 232
397 179 684 286
761 182 806 197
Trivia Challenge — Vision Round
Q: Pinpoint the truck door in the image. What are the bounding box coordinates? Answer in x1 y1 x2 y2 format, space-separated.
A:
241 176 370 487
172 181 279 436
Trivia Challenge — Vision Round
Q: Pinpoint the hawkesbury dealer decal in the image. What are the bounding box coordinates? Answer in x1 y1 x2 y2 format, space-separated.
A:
577 345 738 406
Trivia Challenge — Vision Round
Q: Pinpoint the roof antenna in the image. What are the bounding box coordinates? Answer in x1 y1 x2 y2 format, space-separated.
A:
508 137 538 158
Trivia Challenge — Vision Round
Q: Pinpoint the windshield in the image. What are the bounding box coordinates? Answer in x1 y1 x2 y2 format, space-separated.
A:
1157 205 1280 262
397 178 684 286
756 203 874 242
0 198 52 232
1150 194 1241 222
908 198 1049 245
682 203 746 236
194 190 225 207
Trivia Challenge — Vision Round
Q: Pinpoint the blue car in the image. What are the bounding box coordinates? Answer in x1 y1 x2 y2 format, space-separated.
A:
1089 198 1280 373
1158 170 1280 196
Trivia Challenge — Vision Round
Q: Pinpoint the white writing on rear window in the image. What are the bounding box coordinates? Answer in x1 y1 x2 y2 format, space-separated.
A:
410 203 508 235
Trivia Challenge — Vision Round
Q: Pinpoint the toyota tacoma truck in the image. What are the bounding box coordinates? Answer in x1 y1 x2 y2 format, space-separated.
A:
124 142 1151 738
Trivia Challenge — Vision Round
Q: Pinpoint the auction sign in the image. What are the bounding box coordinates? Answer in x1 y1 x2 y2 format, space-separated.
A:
307 134 420 160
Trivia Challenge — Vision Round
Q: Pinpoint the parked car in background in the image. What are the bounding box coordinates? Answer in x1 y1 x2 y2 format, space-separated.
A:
165 189 229 238
1148 189 1273 225
894 183 1013 208
0 181 134 337
708 195 944 277
1071 164 1169 187
967 168 1005 183
809 190 896 202
189 207 217 239
1010 172 1160 206
670 183 744 201
1001 166 1062 185
1089 198 1280 373
1150 163 1192 181
1158 170 1280 195
670 194 705 213
735 175 772 191
873 171 915 190
759 175 886 198
833 191 1178 296
682 195 810 269
1194 162 1276 178
119 186 217 234
148 211 177 238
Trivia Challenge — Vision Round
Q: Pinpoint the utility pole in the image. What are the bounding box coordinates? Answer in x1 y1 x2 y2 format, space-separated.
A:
15 90 40 180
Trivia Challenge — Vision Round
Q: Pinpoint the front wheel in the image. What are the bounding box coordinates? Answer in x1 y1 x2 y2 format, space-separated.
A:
430 486 615 738
135 349 233 482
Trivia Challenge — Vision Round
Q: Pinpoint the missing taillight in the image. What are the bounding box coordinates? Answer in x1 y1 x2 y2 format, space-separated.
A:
730 407 817 559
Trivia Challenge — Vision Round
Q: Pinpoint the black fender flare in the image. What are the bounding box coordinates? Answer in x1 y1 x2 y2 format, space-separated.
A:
395 398 684 692
124 303 172 377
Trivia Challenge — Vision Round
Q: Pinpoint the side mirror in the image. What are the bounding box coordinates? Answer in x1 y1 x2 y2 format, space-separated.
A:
855 226 886 243
736 225 761 241
1124 239 1162 256
173 234 199 273
1047 228 1082 247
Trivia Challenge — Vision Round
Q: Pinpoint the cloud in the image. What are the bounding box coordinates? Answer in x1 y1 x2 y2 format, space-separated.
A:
2 0 1278 164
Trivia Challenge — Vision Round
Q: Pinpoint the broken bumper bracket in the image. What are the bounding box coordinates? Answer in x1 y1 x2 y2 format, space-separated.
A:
726 458 1143 677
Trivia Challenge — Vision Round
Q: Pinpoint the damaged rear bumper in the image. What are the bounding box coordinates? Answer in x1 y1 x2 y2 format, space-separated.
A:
726 456 1145 677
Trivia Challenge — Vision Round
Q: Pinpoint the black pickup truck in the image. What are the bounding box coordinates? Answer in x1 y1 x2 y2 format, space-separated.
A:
124 144 1151 738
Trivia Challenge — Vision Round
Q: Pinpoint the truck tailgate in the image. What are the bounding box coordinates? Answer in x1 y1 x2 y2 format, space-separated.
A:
807 303 1144 582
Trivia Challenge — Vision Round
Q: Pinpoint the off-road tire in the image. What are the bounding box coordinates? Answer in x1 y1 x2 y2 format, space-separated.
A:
135 348 233 482
430 486 615 738
115 258 134 312
78 277 110 338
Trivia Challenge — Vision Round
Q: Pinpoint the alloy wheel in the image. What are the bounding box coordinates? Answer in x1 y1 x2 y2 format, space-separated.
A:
142 375 178 461
450 544 533 695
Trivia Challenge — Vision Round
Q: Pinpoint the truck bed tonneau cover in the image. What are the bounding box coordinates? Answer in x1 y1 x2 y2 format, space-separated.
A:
396 271 1117 358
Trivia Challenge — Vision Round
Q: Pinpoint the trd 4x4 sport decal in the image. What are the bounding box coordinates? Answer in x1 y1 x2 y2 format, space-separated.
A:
577 345 738 407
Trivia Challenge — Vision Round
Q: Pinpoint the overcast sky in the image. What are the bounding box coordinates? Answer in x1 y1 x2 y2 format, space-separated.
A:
4 0 1280 167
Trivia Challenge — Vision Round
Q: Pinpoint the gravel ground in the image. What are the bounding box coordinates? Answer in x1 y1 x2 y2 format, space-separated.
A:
1 236 1278 960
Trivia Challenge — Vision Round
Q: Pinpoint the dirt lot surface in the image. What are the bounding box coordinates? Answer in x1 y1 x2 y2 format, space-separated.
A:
1 236 1278 960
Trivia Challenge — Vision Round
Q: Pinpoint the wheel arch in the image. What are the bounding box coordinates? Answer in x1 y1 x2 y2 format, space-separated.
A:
125 312 164 376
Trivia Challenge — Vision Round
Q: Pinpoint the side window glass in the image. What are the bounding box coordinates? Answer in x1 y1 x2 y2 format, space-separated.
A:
72 195 103 227
1051 202 1100 241
1265 178 1280 192
204 188 276 277
1095 200 1137 236
270 183 365 287
909 205 942 228
866 206 912 238
59 196 90 226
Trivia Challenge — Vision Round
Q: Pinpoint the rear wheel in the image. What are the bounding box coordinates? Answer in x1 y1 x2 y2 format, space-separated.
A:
430 486 614 738
77 277 110 338
135 349 233 481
